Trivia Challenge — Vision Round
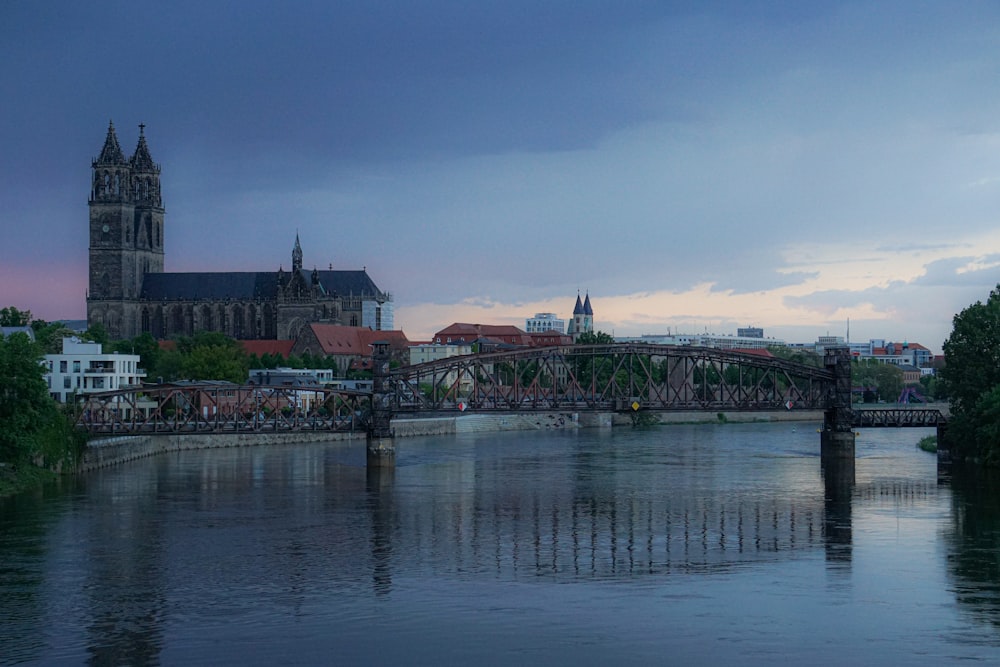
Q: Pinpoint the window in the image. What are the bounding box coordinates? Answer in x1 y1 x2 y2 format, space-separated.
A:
73 360 80 373
63 377 71 389
60 360 67 373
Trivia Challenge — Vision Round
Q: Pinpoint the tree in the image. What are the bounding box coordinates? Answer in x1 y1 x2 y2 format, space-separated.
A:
82 322 109 347
0 306 32 327
941 284 1000 462
941 285 1000 415
30 320 76 354
576 331 615 345
0 332 81 470
181 344 248 383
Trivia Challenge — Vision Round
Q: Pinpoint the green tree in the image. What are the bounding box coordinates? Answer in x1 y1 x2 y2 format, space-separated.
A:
30 320 76 353
576 331 615 345
0 332 81 470
942 285 1000 415
83 322 110 347
941 284 1000 462
156 349 184 382
0 306 32 327
181 344 248 383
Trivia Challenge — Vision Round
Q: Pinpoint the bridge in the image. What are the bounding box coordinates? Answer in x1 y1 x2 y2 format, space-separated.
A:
75 345 946 467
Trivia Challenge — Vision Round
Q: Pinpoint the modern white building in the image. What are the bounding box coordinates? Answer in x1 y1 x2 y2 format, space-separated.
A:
409 342 476 396
248 367 335 386
409 342 474 365
525 313 566 334
44 337 145 403
615 332 784 350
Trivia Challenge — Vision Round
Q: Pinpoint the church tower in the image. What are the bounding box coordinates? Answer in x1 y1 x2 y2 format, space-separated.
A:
87 122 165 338
129 123 165 286
567 292 594 341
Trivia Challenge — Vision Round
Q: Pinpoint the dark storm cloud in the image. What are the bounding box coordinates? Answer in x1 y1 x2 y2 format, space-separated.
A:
3 0 1000 349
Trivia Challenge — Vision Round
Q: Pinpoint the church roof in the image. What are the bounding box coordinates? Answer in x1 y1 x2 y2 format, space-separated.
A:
583 292 593 316
96 121 126 165
140 269 385 301
130 125 157 172
573 294 584 316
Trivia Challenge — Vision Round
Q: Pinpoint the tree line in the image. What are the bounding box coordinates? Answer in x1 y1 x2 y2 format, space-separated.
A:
940 284 1000 464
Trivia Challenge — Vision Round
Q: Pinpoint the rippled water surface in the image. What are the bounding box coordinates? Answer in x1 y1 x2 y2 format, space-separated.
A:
4 422 1000 665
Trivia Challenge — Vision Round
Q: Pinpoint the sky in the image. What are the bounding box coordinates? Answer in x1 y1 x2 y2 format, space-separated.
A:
2 1 1000 354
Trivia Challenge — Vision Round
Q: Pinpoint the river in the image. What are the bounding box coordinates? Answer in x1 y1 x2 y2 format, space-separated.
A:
3 422 1000 666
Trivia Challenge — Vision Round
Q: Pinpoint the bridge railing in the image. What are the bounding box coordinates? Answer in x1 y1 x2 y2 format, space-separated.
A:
851 407 948 428
388 344 835 413
75 383 373 435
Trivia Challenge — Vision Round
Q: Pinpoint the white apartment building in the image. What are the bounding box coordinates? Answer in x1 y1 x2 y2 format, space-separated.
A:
44 337 145 403
525 313 566 334
615 332 785 350
409 342 474 365
409 342 475 396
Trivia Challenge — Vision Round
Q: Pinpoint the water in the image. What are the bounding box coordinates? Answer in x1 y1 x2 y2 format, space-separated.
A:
3 422 1000 666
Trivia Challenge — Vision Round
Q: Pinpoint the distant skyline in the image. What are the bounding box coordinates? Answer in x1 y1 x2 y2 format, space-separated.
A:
3 2 1000 354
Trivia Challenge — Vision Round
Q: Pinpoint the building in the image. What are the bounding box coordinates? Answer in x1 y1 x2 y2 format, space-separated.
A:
433 323 533 347
44 337 145 403
856 340 934 368
566 293 594 341
248 367 335 386
291 323 410 371
525 313 566 334
616 332 784 350
409 342 474 365
86 122 393 341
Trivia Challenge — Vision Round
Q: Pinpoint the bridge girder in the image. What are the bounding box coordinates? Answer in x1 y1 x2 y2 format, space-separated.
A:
388 344 836 413
75 384 371 435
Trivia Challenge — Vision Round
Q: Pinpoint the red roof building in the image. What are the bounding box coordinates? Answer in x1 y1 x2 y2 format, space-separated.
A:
292 324 410 368
433 323 533 347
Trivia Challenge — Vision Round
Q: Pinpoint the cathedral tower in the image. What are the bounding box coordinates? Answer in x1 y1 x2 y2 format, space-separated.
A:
129 123 165 284
87 122 165 338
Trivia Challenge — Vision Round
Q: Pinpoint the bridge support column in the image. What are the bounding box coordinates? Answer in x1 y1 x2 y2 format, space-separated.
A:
367 340 395 469
821 430 855 462
821 346 856 465
366 435 396 468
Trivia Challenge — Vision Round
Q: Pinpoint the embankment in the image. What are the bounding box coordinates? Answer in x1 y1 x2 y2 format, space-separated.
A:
80 409 823 471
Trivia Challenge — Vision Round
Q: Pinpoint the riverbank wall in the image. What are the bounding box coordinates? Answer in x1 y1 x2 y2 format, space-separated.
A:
80 409 824 471
79 431 359 472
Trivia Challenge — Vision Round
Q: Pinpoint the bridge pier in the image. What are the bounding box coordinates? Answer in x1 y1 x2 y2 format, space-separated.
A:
368 340 396 469
821 430 856 462
821 347 856 466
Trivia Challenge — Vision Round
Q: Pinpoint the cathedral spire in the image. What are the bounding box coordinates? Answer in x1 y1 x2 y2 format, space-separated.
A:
130 122 156 172
95 120 126 165
292 233 303 272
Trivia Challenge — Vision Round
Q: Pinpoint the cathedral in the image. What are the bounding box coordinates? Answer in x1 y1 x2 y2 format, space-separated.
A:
86 122 393 341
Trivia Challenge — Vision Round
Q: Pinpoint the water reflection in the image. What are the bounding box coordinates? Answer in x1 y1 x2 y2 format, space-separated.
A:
946 465 1000 628
367 467 395 595
79 472 166 666
6 426 1000 663
822 457 854 569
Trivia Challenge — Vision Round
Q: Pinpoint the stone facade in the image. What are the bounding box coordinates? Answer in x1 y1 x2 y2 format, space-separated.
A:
86 122 392 341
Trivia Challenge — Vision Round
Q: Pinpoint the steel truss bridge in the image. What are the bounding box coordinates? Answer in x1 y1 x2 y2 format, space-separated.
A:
75 344 946 435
